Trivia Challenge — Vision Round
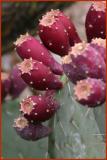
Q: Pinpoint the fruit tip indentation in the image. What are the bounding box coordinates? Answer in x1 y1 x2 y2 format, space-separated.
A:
92 1 106 12
18 58 33 75
13 116 28 129
74 79 92 100
69 41 89 58
20 97 35 115
92 38 106 47
62 55 72 64
14 32 31 46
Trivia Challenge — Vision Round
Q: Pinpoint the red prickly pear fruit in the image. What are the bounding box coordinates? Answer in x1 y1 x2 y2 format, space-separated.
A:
74 78 105 107
90 38 106 62
19 94 60 122
39 13 70 56
1 72 11 100
45 9 81 46
85 1 106 42
13 116 52 141
14 33 63 75
18 58 63 90
10 66 27 99
62 42 106 84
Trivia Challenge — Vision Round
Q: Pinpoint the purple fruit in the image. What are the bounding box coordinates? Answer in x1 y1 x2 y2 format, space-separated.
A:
10 66 27 99
14 33 63 75
85 1 106 42
62 42 105 83
43 9 81 46
1 72 11 100
18 58 63 90
74 78 105 107
20 94 59 122
39 13 70 56
90 38 106 62
13 116 51 141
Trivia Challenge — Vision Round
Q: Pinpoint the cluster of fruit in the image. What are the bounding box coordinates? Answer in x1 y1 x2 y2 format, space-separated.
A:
2 2 105 141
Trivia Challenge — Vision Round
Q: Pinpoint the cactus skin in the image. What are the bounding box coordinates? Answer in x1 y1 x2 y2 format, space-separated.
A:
1 72 11 100
45 9 81 46
85 2 106 42
14 116 51 141
74 78 105 107
3 85 105 157
62 42 105 84
14 33 63 75
39 14 70 56
18 58 63 90
90 38 106 62
10 66 27 99
20 94 60 122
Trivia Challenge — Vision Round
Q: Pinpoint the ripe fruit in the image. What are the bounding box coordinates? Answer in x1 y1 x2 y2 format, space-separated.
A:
62 42 105 83
14 116 51 141
39 12 70 56
14 33 63 75
19 94 60 122
74 78 105 107
18 58 63 90
39 9 81 48
85 1 106 42
1 72 11 100
90 38 106 62
10 66 27 99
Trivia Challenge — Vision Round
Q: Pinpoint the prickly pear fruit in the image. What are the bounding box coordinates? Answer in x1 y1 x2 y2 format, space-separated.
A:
18 58 63 90
62 42 105 83
13 116 51 141
14 33 63 75
10 66 27 99
44 9 81 46
20 94 60 122
1 72 11 100
85 1 106 42
74 78 105 107
90 38 106 62
39 13 70 56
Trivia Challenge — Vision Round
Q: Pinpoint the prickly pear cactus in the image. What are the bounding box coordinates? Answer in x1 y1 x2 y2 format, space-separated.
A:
54 83 105 158
2 82 105 158
2 1 105 159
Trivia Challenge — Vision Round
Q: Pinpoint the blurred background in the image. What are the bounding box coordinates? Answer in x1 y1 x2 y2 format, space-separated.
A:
2 1 91 72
